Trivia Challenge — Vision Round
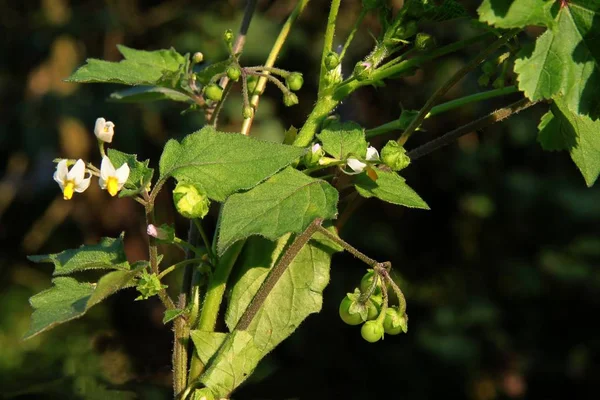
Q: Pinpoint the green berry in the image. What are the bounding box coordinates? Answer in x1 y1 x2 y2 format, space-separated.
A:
361 320 385 343
339 296 364 326
204 84 223 102
365 299 380 321
414 32 436 51
192 52 204 64
383 307 408 335
360 270 382 296
324 52 340 71
286 72 304 91
227 66 241 81
242 105 254 119
283 92 299 107
381 140 411 171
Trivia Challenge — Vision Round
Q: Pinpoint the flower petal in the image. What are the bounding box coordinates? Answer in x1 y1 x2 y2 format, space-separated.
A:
67 159 86 184
53 160 69 187
94 118 106 136
346 158 366 173
115 163 130 187
311 143 322 153
100 156 116 180
366 146 380 161
75 175 91 193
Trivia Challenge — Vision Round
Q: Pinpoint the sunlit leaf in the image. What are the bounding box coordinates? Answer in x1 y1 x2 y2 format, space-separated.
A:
317 121 368 159
107 149 154 197
478 0 554 28
354 169 430 209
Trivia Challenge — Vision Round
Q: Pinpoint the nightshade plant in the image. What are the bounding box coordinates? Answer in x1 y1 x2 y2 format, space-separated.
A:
26 0 600 398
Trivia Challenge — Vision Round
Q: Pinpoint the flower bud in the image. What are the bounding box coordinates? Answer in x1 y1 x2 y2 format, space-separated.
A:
246 75 258 93
303 143 325 168
286 72 304 91
146 224 175 242
283 92 299 107
381 140 410 171
203 84 223 101
223 29 234 44
94 117 115 143
227 65 241 81
173 183 210 219
324 52 340 71
193 52 204 64
242 105 254 119
353 61 372 81
414 32 436 51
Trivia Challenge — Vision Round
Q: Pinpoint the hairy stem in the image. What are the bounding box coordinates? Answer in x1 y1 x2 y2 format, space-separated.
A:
397 29 520 145
318 0 342 93
315 225 378 267
241 0 311 136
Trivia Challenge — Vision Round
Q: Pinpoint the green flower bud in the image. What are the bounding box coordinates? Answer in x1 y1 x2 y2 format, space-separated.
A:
192 52 204 64
227 65 241 81
136 270 167 301
203 84 223 102
395 20 418 39
247 75 258 93
223 29 234 44
286 72 304 91
173 183 210 219
303 143 325 168
381 140 411 171
324 52 340 71
353 61 372 81
414 32 436 51
361 320 385 343
283 92 299 107
242 105 254 119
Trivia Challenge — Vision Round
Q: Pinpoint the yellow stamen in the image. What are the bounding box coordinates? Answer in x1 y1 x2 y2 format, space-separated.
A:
63 181 75 200
107 176 119 196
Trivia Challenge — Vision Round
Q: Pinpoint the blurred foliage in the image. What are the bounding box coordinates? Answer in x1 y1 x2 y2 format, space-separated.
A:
1 0 599 399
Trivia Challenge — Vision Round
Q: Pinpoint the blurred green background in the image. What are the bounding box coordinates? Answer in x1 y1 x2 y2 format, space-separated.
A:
1 0 599 399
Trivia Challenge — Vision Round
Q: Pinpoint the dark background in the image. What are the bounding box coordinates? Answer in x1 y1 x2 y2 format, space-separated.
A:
1 0 599 399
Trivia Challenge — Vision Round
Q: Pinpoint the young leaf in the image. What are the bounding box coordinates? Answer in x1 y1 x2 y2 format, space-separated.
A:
354 169 430 209
317 121 368 160
478 0 554 28
107 149 154 197
24 266 143 339
225 232 338 355
514 0 600 118
216 168 339 255
109 86 192 103
163 308 186 324
158 126 306 201
28 234 130 276
190 331 228 365
67 45 187 87
538 96 600 186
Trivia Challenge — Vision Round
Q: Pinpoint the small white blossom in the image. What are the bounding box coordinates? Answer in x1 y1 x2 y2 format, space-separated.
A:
99 156 130 197
346 157 367 174
147 224 159 238
94 118 115 143
366 146 380 161
311 143 322 153
53 159 91 200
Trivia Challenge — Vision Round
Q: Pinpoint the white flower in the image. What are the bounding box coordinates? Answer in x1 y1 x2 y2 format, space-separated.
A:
94 118 115 143
366 146 380 161
311 143 322 153
99 156 130 197
53 159 91 200
346 157 367 174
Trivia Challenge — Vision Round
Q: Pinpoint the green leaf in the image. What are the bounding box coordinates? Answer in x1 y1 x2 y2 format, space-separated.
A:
190 331 228 365
538 96 600 186
514 0 600 118
478 0 554 28
163 308 186 324
197 331 262 399
24 266 143 339
67 45 187 87
225 232 338 354
195 60 229 85
109 86 192 103
27 234 130 276
217 168 339 255
354 169 430 209
107 149 154 197
159 126 306 201
317 121 368 159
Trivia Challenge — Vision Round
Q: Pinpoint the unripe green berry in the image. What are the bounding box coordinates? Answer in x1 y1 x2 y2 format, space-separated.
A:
339 296 363 326
361 320 385 343
283 92 299 107
365 299 380 321
173 183 210 219
324 52 340 71
286 72 304 91
383 307 408 335
204 84 223 102
223 29 234 44
242 105 254 119
414 32 436 51
227 65 241 81
381 140 411 171
192 52 204 64
360 270 382 296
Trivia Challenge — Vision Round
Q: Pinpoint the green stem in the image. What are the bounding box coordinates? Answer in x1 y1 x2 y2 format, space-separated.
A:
241 0 311 136
173 294 189 398
374 272 388 325
365 85 518 139
315 225 378 267
157 258 204 280
382 269 406 315
193 219 214 261
397 29 520 145
339 9 367 60
318 0 342 93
